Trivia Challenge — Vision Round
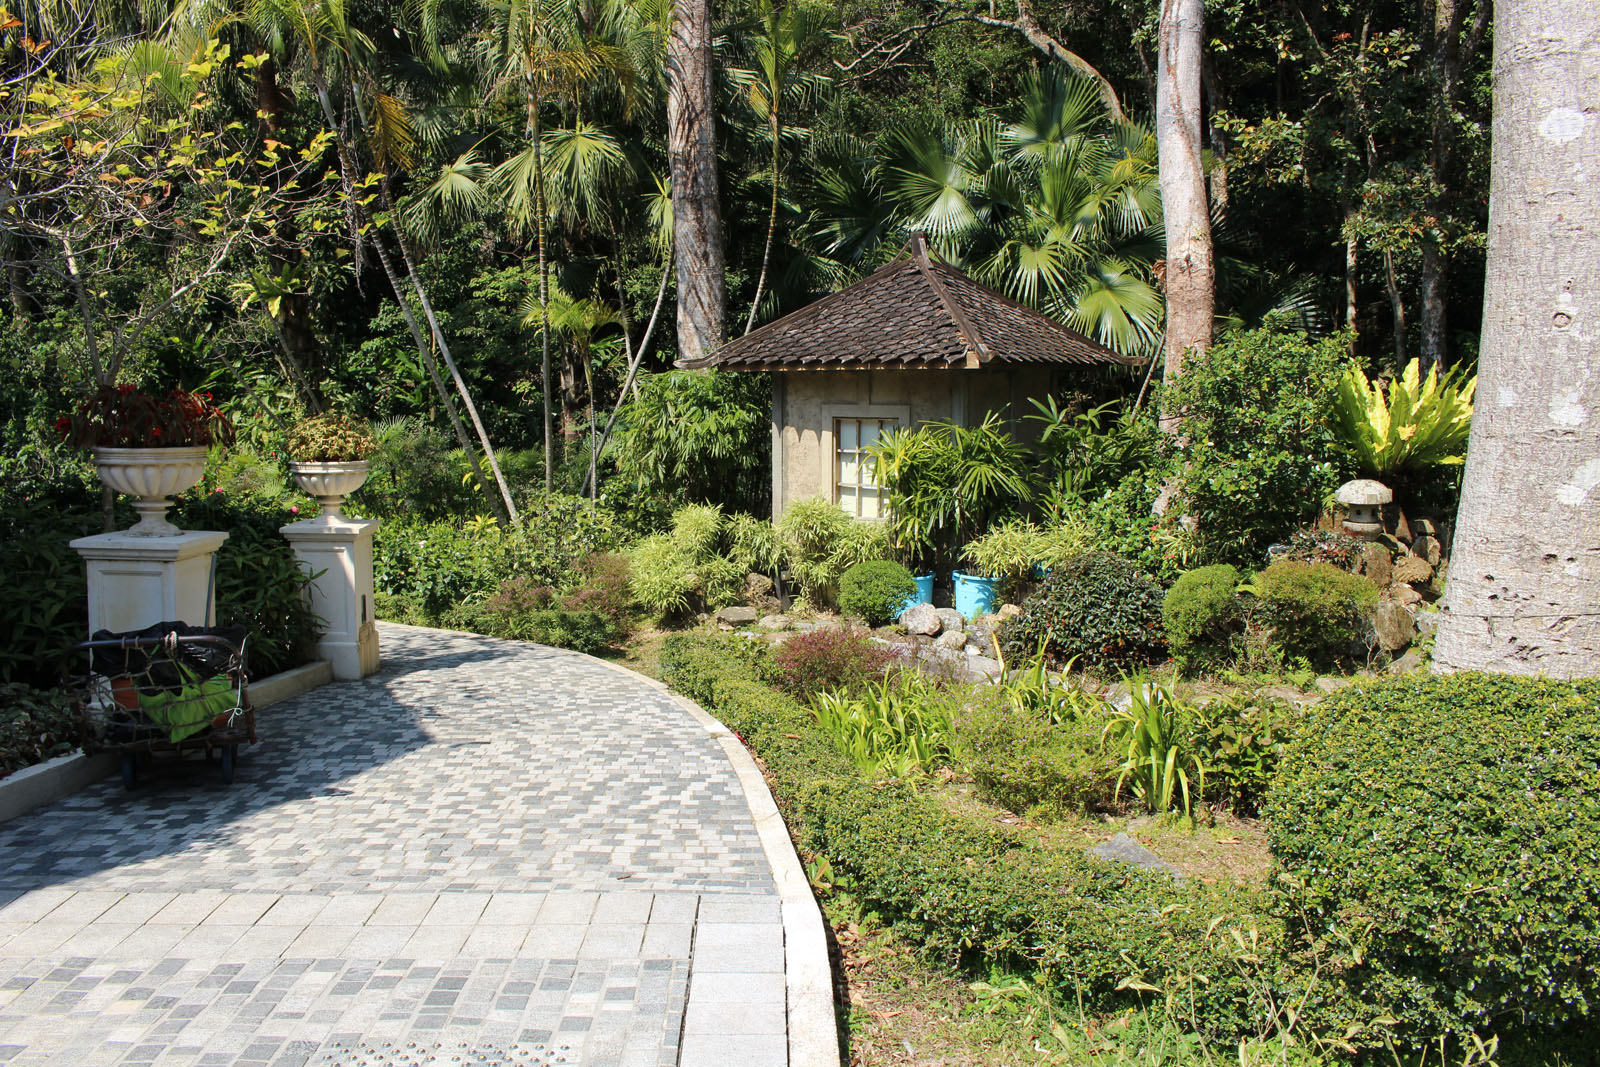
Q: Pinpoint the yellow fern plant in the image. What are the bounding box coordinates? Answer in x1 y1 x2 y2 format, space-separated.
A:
1333 358 1477 477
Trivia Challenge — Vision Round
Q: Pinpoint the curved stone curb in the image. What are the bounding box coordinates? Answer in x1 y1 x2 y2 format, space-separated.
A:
588 655 842 1067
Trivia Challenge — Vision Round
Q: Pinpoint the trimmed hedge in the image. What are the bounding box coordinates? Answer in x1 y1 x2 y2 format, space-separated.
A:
1164 564 1241 671
1267 672 1600 1052
660 633 1293 1037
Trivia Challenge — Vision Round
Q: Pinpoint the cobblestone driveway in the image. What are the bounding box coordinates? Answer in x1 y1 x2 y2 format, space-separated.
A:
0 625 791 1067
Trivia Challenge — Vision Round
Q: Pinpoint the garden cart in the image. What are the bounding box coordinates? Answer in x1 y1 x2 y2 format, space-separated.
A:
71 624 257 788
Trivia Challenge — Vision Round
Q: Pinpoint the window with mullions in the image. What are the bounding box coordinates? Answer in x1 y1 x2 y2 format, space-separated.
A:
835 417 897 519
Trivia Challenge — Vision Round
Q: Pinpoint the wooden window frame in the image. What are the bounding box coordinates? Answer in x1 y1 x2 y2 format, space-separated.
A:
833 416 898 520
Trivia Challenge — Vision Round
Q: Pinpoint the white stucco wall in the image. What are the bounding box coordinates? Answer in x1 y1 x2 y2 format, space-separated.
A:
770 366 1057 518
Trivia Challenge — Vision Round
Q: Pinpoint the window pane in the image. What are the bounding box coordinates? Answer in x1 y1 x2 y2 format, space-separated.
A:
860 487 881 520
838 420 858 451
838 453 859 484
837 485 857 515
860 421 880 449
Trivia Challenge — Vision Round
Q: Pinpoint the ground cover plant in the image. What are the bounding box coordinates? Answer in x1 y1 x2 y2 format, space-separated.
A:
1269 672 1600 1058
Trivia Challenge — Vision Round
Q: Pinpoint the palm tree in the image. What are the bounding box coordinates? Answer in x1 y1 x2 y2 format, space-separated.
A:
493 0 635 489
725 0 828 333
804 71 1165 360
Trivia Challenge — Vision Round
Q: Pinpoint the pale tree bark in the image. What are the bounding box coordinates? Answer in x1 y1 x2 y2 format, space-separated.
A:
666 0 727 365
1434 0 1600 678
1156 0 1213 419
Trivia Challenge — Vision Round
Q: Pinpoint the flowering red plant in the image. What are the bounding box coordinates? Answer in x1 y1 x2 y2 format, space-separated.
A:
57 384 233 449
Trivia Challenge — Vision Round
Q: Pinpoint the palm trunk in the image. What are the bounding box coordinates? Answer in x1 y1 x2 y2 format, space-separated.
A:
1433 0 1600 677
667 0 727 364
311 72 505 523
1156 0 1213 424
345 86 519 523
530 86 555 491
744 110 781 336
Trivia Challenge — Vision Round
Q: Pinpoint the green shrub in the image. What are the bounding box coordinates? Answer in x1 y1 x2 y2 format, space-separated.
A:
1248 561 1377 667
658 633 1290 1039
1169 327 1351 566
769 626 896 699
957 693 1111 819
999 552 1167 670
1188 692 1297 816
0 513 96 687
626 504 745 617
838 560 917 625
1267 673 1600 1052
1164 564 1241 671
774 496 889 608
375 494 621 624
171 494 320 678
1 682 83 778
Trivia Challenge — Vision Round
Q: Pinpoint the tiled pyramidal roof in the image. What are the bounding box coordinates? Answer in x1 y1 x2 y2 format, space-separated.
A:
680 234 1144 371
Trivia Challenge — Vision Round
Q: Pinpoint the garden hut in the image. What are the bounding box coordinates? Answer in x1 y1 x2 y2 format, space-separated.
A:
680 233 1143 519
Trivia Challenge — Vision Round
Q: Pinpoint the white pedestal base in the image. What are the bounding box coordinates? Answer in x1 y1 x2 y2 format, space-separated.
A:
69 530 229 636
280 517 381 681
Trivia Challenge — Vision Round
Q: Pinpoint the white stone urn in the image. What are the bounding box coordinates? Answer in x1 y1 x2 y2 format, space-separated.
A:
94 445 209 536
288 460 370 522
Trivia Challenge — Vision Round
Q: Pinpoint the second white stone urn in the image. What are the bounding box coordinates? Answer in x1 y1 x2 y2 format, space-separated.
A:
287 460 371 522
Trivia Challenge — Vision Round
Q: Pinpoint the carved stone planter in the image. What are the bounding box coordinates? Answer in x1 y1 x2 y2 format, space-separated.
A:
93 445 208 536
287 460 370 522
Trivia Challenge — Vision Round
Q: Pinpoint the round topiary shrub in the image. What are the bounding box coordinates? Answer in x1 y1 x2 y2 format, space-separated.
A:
1249 560 1377 667
1163 564 1240 669
1267 672 1600 1053
838 559 918 626
998 551 1166 669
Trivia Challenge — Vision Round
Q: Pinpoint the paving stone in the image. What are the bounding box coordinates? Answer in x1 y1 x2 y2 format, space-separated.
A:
0 625 787 1066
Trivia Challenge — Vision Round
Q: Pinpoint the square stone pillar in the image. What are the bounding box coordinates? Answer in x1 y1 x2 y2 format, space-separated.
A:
70 530 230 636
280 517 381 680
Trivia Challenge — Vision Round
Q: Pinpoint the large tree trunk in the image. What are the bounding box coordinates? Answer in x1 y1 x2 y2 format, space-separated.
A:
1434 0 1600 678
1156 0 1214 417
666 0 727 365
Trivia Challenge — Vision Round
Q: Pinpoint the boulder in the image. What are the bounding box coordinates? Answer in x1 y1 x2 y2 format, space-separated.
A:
964 655 1003 680
1087 833 1181 880
1413 534 1443 566
757 614 793 632
1360 543 1394 587
716 605 759 626
1415 609 1442 637
744 571 775 599
997 603 1023 619
935 607 966 633
1372 600 1417 653
1389 584 1424 608
1392 554 1435 585
935 630 967 650
900 602 942 636
1388 648 1426 674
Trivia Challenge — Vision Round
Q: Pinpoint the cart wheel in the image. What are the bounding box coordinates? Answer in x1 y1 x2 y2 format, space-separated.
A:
120 753 137 790
220 745 236 785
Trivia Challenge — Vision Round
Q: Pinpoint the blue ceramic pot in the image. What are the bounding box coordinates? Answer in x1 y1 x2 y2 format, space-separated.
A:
953 570 1000 619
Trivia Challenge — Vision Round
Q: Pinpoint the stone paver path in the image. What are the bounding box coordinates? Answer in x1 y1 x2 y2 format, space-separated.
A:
0 625 802 1067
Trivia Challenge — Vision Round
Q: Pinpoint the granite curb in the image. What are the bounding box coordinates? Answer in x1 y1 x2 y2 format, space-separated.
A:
587 652 842 1067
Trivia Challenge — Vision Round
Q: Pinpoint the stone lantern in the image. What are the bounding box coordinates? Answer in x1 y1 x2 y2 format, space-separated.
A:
1336 479 1392 539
